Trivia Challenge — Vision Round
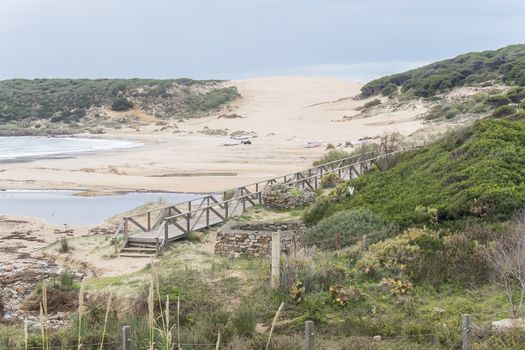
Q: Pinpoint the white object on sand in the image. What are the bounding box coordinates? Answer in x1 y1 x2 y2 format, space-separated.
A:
302 141 322 148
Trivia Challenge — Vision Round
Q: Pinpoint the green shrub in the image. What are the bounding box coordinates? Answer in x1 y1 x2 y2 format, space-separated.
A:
303 209 396 250
58 238 69 253
363 99 381 109
492 105 516 118
506 87 525 103
381 83 398 97
58 272 76 288
356 226 492 286
330 119 525 226
231 302 257 337
361 44 525 98
486 94 512 108
320 173 340 188
511 110 525 120
302 196 335 225
355 227 442 281
313 150 350 167
197 87 239 111
111 96 133 111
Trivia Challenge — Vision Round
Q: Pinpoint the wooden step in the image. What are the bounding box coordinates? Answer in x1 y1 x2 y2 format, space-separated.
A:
119 252 157 258
126 243 158 248
121 247 158 252
127 237 158 244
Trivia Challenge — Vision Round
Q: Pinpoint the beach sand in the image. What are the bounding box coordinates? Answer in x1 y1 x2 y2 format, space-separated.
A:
0 77 426 194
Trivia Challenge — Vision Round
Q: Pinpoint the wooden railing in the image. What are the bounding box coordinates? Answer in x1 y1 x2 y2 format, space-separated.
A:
112 148 410 252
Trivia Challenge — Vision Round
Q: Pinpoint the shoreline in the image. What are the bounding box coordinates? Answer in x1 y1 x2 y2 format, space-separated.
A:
0 134 145 164
0 190 203 227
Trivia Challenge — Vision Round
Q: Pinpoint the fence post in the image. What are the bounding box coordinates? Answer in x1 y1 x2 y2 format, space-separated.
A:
362 235 368 251
271 231 281 289
461 314 470 350
305 320 314 350
122 325 131 350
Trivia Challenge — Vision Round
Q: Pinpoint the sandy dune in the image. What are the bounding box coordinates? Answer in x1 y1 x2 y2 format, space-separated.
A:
0 76 426 194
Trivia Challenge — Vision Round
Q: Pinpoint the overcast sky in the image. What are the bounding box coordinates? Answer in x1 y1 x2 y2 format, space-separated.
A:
1 0 524 83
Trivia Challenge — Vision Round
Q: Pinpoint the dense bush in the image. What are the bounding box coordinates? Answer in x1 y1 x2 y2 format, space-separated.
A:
506 87 525 103
355 225 493 286
362 99 381 109
111 96 133 111
356 227 442 280
361 44 525 98
486 94 512 108
380 82 398 97
320 173 340 188
302 196 336 225
492 105 516 118
197 87 240 111
330 119 525 227
0 79 237 123
512 110 525 120
303 210 396 250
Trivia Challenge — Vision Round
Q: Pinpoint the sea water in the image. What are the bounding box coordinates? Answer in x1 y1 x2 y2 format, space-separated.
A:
0 136 139 161
0 190 201 226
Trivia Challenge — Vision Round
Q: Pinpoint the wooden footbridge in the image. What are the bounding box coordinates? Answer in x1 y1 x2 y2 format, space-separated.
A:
112 150 404 257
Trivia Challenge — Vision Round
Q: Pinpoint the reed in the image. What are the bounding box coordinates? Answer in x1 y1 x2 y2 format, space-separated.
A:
265 302 284 350
176 295 181 350
40 282 49 350
24 319 28 350
77 281 84 350
99 293 113 350
215 332 221 350
148 279 155 350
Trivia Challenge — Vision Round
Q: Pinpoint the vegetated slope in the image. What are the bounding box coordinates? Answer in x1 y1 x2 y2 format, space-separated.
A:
361 44 525 98
0 78 239 124
311 119 525 227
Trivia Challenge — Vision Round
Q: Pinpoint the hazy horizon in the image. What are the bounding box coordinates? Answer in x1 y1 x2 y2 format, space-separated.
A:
1 0 525 83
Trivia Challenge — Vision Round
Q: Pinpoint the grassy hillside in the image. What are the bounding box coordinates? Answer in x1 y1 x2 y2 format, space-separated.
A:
362 44 525 98
0 78 239 124
305 119 525 228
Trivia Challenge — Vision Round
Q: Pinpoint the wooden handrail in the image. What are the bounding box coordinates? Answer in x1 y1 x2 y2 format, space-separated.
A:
125 149 383 219
159 150 405 221
116 147 417 250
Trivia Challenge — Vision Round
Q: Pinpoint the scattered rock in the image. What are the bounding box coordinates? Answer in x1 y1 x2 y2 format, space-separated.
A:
433 307 445 315
373 335 382 341
492 318 525 331
261 184 316 210
255 323 269 334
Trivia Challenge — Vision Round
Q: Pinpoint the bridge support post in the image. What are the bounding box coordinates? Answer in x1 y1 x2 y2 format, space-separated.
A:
123 219 128 241
164 221 169 243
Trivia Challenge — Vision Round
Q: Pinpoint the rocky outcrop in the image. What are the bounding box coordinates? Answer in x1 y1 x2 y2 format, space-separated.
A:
261 184 316 210
215 220 305 257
